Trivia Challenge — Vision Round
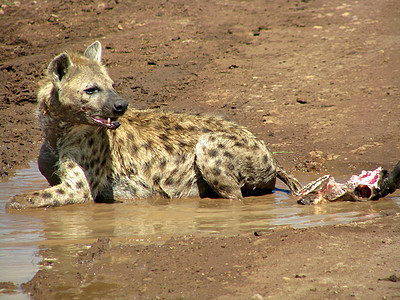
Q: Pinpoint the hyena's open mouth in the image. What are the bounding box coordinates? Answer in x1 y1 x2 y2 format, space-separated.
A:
91 115 121 129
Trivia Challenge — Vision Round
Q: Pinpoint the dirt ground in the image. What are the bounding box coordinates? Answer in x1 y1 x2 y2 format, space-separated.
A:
0 0 399 298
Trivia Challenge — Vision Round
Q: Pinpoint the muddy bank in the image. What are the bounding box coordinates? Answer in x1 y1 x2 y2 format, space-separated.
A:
0 0 399 298
21 213 400 299
1 0 399 177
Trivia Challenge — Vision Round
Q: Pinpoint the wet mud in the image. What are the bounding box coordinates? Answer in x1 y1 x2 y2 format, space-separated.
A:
0 0 399 298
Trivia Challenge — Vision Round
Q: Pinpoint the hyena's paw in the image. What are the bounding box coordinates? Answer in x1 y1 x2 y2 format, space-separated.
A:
6 192 53 209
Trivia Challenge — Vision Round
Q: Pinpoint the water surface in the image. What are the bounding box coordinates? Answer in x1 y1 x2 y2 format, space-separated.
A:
1 161 399 298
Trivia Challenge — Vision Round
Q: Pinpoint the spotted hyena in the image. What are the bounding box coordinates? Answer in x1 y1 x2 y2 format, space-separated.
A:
6 41 302 209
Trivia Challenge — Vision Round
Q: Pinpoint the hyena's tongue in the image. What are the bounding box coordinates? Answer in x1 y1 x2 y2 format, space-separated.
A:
91 116 120 129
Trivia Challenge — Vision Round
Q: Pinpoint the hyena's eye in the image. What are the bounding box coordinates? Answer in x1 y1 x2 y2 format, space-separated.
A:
84 87 100 95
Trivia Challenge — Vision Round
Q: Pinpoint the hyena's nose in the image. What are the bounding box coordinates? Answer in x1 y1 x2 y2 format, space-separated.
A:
113 99 128 115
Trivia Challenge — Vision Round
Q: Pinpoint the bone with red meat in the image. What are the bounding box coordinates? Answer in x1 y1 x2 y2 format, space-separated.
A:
297 161 400 205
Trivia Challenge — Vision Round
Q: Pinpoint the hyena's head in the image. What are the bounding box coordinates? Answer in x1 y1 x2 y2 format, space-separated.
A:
45 41 128 129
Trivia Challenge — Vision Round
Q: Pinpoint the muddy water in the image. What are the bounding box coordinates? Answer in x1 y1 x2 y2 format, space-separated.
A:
1 161 400 298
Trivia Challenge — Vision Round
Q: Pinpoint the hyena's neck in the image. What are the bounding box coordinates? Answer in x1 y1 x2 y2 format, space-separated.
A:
37 82 75 151
43 117 71 150
38 105 73 151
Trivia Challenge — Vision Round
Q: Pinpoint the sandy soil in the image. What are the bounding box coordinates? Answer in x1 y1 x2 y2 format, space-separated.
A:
0 0 399 298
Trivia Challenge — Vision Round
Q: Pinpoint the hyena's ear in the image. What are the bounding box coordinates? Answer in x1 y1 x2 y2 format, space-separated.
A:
48 53 73 88
84 41 102 62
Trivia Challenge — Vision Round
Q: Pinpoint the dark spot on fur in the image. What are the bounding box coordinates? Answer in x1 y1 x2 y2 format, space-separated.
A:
160 158 167 168
143 161 151 170
217 143 225 149
223 151 234 159
212 180 219 186
234 142 245 148
130 186 138 195
56 188 66 194
175 124 184 131
160 115 168 121
202 127 211 133
165 177 175 185
175 153 187 165
127 132 134 140
188 126 196 131
131 143 138 154
252 143 260 150
42 192 53 199
53 200 61 206
209 149 218 157
165 144 174 153
76 181 84 189
159 133 169 141
212 167 221 176
178 141 187 148
227 163 235 171
153 175 161 185
228 135 238 141
67 162 75 169
143 140 153 150
33 192 40 196
170 168 179 177
263 154 270 164
128 168 137 176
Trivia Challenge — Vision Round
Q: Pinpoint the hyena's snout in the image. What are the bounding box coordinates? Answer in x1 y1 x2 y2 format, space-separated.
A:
112 98 128 117
109 92 128 116
92 91 128 129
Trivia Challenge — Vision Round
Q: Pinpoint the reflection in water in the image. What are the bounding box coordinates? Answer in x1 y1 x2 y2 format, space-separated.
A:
0 161 399 297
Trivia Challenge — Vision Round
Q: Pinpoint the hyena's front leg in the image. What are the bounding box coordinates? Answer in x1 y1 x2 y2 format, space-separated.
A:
6 160 92 209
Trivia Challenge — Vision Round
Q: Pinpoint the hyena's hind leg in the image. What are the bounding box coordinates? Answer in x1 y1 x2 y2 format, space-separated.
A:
195 132 278 200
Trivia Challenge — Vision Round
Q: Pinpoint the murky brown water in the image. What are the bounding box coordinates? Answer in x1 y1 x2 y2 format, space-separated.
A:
1 161 399 298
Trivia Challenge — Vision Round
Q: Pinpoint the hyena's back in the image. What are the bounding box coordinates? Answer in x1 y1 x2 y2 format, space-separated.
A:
95 109 280 200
